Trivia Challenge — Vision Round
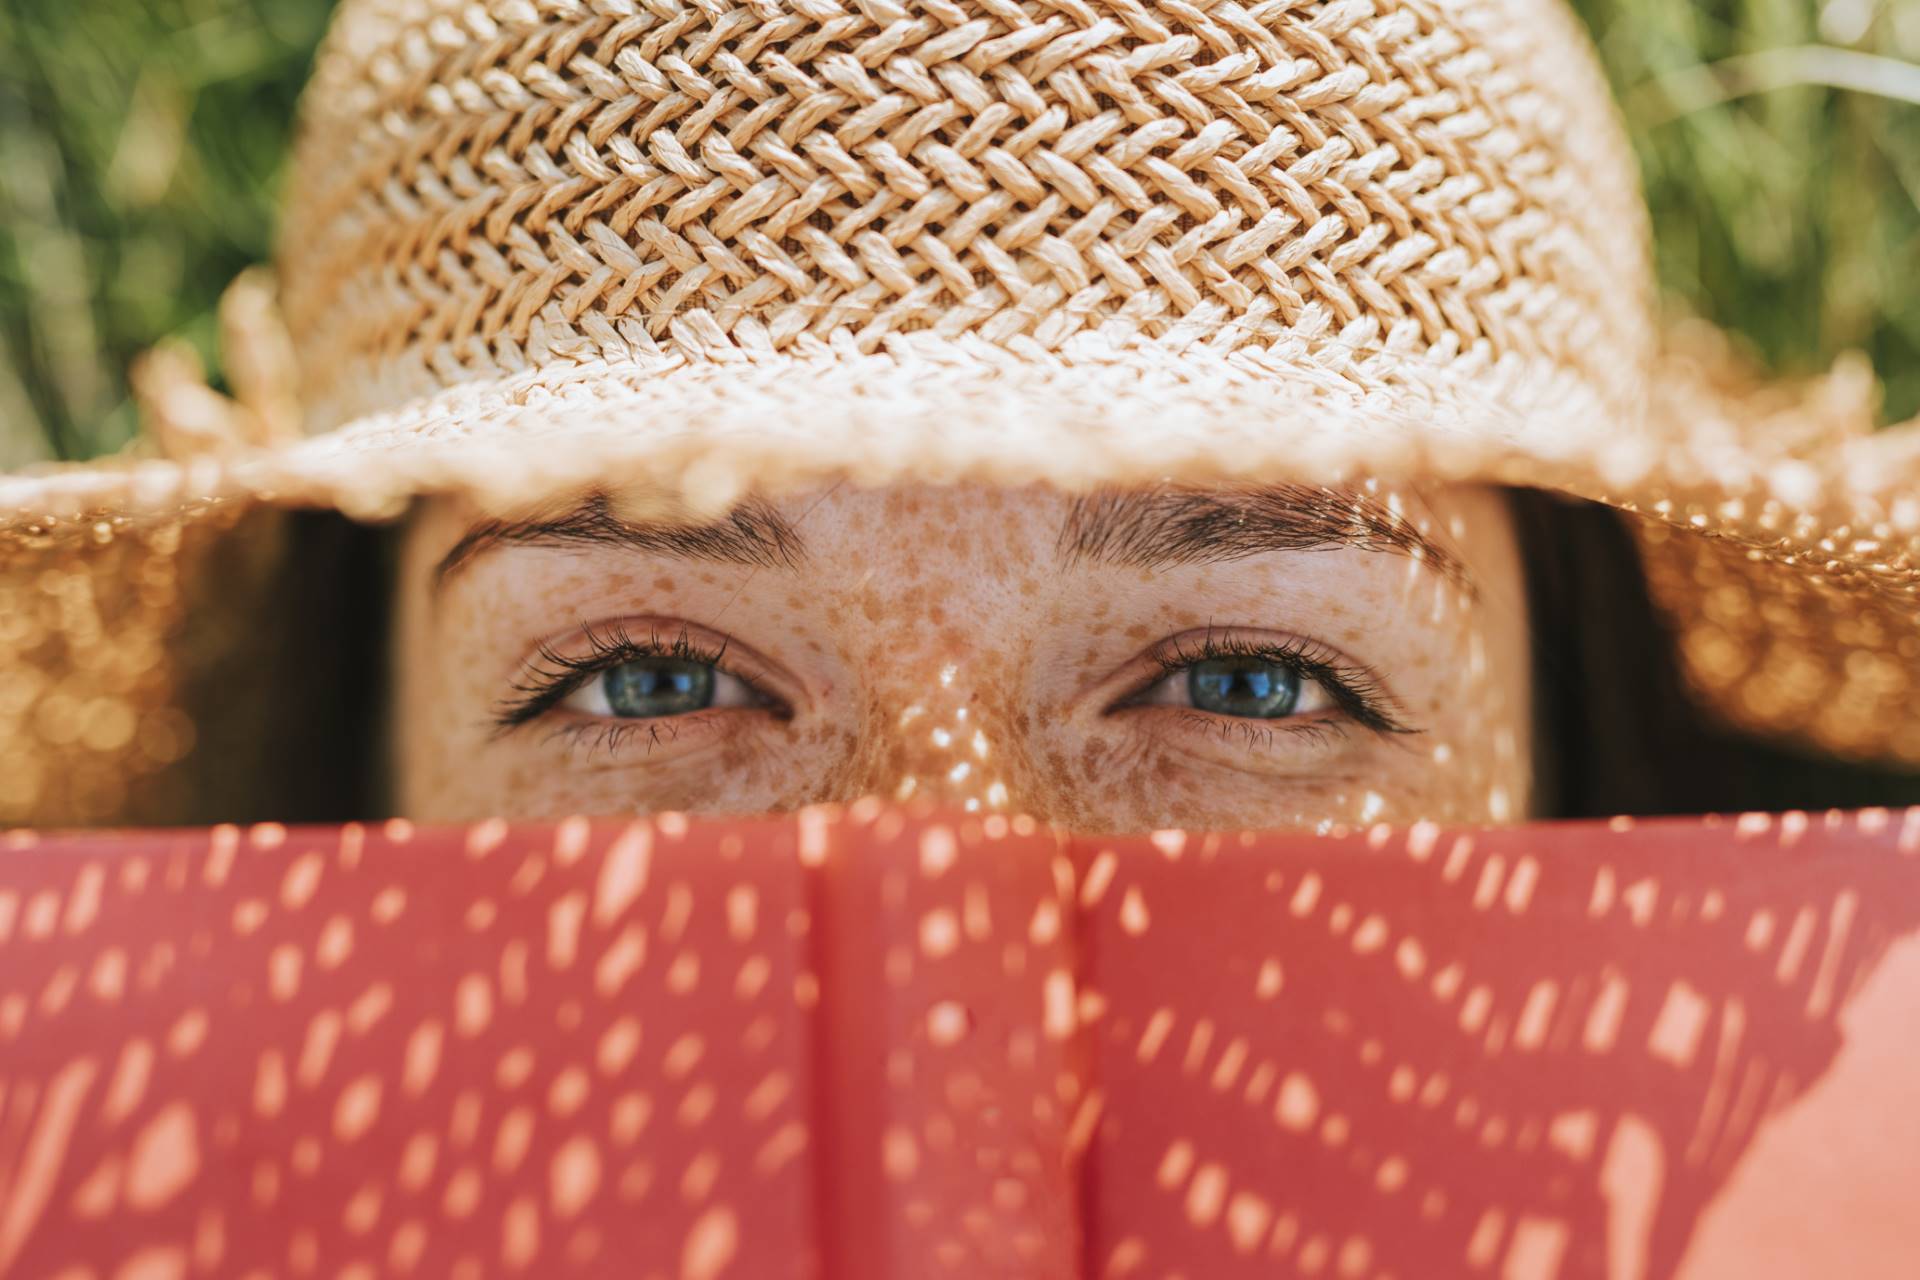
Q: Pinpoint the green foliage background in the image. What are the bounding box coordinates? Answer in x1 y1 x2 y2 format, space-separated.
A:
2 0 1917 464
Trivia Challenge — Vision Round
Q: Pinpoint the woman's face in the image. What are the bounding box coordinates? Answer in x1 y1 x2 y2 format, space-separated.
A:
393 482 1533 831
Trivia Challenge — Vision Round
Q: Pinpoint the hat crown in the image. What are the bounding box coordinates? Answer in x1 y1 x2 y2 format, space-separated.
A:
281 0 1653 431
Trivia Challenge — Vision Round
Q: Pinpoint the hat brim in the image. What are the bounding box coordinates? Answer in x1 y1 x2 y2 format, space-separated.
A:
7 337 1660 520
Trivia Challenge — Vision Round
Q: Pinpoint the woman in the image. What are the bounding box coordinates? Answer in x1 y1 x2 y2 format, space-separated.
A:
1 0 1914 829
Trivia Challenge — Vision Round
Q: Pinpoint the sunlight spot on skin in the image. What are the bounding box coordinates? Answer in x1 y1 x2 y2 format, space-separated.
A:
401 482 1533 829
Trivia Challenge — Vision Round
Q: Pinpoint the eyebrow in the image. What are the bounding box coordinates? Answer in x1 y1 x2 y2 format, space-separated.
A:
433 492 805 589
1057 485 1472 590
434 484 1470 593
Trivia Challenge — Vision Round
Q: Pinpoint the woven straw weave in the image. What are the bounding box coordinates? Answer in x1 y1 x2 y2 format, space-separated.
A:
280 0 1653 433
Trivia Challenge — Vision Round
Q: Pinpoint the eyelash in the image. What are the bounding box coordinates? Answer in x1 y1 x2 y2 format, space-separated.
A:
1126 630 1417 738
491 622 778 736
494 625 1415 754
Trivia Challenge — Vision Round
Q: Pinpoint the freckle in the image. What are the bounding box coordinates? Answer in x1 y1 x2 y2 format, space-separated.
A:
1077 740 1106 782
652 576 676 593
1125 623 1151 641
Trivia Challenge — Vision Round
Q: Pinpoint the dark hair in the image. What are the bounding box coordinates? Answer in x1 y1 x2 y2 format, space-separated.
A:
197 508 396 824
241 492 1917 824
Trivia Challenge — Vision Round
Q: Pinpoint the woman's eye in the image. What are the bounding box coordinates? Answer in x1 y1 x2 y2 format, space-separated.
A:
561 658 760 719
1135 656 1336 719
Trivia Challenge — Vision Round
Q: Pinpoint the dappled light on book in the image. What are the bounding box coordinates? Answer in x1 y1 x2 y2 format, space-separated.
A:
2 807 1918 1277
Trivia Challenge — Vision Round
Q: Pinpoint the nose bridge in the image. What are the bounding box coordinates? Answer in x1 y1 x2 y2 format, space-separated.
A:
824 508 1044 813
849 654 1024 814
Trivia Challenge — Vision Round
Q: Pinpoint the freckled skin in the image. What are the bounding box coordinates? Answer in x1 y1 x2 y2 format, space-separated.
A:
392 483 1534 831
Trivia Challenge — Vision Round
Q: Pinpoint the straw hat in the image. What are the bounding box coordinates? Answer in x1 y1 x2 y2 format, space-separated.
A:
2 0 1917 825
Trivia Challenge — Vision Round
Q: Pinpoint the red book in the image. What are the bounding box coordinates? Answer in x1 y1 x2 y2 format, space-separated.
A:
4 809 1918 1278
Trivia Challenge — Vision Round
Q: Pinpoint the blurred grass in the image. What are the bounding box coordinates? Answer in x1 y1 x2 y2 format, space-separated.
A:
1 0 1917 464
0 0 326 465
1570 0 1920 421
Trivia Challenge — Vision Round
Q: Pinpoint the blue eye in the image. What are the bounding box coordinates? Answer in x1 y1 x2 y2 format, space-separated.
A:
1132 652 1336 720
603 659 713 717
561 657 760 719
1187 658 1301 718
